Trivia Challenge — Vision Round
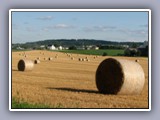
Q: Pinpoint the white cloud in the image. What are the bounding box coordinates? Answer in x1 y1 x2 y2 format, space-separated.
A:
26 26 35 32
54 24 73 28
37 16 53 20
117 28 148 36
42 24 76 31
83 25 117 32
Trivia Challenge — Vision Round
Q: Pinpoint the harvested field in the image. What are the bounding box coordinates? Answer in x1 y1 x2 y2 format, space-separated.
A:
12 50 149 108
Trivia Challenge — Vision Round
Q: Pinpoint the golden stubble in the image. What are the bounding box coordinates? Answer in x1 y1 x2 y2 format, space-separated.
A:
12 50 149 108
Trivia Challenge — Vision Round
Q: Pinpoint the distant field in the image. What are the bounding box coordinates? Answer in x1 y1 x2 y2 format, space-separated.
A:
12 49 124 56
12 49 31 52
59 49 124 56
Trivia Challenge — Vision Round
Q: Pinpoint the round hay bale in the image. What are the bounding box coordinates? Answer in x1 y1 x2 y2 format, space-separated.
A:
82 58 86 61
34 60 40 64
135 59 139 62
44 58 47 60
78 58 82 61
17 59 34 71
96 58 145 95
37 57 40 60
48 57 53 61
86 59 90 62
71 57 74 60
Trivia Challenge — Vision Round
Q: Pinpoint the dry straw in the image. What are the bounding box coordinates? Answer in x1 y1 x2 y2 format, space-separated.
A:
17 59 34 71
96 58 145 95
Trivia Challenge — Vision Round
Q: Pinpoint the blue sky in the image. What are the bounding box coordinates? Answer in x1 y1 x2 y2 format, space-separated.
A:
12 11 148 43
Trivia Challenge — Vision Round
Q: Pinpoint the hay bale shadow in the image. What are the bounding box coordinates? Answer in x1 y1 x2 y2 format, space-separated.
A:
46 87 99 94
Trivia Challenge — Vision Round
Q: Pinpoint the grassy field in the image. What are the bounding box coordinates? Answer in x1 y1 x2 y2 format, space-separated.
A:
58 49 124 56
12 97 51 109
12 50 148 109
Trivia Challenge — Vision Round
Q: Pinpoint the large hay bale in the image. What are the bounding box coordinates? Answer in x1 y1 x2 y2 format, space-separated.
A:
96 58 145 95
17 59 34 71
34 60 40 64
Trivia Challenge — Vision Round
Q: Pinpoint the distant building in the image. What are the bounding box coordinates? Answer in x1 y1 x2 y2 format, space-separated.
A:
16 46 24 50
63 47 69 50
91 46 99 50
77 46 85 50
47 45 56 50
58 46 63 50
121 45 129 48
40 45 46 49
85 45 92 50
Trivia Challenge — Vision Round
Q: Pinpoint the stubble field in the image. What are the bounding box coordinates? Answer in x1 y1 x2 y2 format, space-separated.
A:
12 50 149 108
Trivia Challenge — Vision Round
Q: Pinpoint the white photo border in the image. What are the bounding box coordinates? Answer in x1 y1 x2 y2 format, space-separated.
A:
9 9 151 111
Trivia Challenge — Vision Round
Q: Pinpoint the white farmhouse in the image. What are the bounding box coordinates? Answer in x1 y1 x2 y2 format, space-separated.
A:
47 45 56 50
91 46 99 50
58 46 63 50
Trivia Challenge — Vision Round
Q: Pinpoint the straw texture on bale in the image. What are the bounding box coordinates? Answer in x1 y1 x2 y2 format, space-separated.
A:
34 60 40 64
17 59 34 71
96 58 145 95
